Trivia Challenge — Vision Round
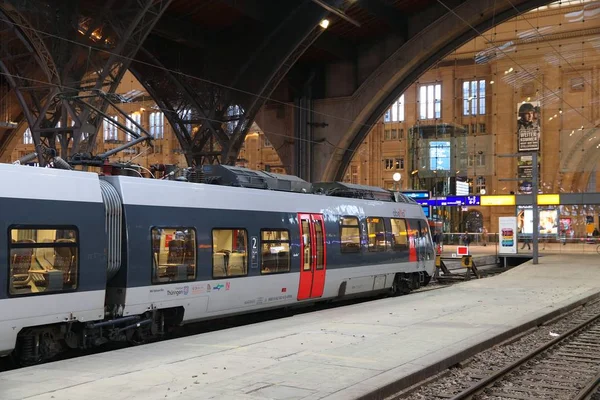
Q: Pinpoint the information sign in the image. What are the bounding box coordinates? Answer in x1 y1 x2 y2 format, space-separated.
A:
416 196 480 207
250 236 259 268
498 217 517 255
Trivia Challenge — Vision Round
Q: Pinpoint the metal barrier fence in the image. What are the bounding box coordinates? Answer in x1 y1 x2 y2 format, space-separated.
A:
439 233 600 255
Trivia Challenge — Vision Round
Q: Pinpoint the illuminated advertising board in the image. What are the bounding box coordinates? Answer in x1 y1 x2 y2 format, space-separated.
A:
517 207 558 235
429 141 451 171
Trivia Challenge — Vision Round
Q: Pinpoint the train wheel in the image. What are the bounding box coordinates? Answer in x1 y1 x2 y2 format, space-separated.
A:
391 274 411 296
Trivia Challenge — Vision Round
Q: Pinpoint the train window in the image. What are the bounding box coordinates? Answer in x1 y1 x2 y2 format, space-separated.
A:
261 230 290 274
366 217 387 252
212 229 248 278
340 216 360 253
8 227 78 295
151 228 196 284
314 220 325 270
390 219 409 251
301 220 311 271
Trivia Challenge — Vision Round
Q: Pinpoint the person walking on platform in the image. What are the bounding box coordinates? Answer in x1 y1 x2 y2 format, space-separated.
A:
481 227 488 247
519 226 531 250
462 231 470 247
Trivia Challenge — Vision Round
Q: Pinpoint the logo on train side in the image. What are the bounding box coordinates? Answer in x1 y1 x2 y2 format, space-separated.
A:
392 209 406 218
167 286 189 297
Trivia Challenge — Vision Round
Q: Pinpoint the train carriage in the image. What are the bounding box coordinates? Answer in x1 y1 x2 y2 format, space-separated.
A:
0 163 434 365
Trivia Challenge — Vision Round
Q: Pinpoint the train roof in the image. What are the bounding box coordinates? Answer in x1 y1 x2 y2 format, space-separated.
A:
0 163 423 217
104 174 424 217
0 163 102 203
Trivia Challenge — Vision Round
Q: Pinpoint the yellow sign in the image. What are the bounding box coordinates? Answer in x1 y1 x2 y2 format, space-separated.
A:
481 195 515 206
537 194 560 205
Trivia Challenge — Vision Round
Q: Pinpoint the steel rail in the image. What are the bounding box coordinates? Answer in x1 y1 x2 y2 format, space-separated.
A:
448 311 600 400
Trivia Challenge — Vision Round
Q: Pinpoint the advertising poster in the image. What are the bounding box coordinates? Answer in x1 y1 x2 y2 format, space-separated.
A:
499 216 518 255
517 207 558 235
517 101 541 152
517 102 541 194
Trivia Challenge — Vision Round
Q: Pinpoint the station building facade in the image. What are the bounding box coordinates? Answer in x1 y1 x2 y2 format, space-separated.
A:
342 1 600 237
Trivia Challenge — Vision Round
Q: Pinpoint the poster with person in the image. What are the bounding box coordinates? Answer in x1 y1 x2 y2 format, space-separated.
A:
517 101 541 194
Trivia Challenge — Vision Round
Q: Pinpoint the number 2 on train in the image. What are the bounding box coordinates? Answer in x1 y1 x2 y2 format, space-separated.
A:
297 213 327 300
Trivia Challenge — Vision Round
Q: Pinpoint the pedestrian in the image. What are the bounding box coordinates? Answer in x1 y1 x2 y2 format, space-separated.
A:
481 227 488 247
519 226 531 250
463 231 470 247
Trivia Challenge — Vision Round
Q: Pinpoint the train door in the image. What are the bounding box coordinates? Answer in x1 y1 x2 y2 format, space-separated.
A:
297 213 327 300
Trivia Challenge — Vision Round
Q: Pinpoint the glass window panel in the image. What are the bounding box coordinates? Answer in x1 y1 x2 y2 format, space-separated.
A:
314 220 324 270
471 81 477 115
391 102 398 122
434 84 441 119
152 227 196 283
301 220 311 271
427 85 434 119
463 82 470 115
340 216 360 253
367 217 387 252
390 219 408 251
212 229 247 278
398 94 405 122
479 80 486 115
419 86 427 119
384 109 391 122
261 230 290 274
9 227 78 295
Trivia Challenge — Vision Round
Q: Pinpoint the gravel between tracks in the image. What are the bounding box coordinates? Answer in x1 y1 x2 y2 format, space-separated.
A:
397 299 600 400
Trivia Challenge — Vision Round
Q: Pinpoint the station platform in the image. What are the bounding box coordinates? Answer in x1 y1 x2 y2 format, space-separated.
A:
2 254 600 400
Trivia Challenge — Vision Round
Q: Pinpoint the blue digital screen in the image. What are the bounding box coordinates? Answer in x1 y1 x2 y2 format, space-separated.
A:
403 191 430 199
422 205 430 217
429 141 451 170
416 196 480 207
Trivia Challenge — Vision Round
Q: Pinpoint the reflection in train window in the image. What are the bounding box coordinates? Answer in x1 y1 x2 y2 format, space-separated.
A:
261 230 290 274
390 218 409 251
212 229 248 278
9 227 78 295
340 216 360 253
366 217 387 252
151 227 196 284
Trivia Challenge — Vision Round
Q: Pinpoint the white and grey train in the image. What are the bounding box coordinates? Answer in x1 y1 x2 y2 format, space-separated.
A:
0 163 435 365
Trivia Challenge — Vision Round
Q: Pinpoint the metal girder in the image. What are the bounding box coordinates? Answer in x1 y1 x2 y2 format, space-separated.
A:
0 3 61 165
132 1 331 167
0 0 171 166
222 1 331 164
70 0 173 155
130 48 230 166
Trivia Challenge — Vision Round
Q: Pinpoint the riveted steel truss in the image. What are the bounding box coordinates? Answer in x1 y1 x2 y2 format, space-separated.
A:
132 1 329 167
0 0 171 166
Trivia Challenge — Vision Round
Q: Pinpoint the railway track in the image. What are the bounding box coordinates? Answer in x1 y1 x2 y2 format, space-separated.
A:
445 310 600 400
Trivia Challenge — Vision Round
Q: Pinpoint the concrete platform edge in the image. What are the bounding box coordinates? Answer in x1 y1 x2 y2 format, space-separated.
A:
356 289 600 400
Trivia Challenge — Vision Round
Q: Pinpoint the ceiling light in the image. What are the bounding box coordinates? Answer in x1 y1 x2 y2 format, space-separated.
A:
319 19 330 29
490 80 494 84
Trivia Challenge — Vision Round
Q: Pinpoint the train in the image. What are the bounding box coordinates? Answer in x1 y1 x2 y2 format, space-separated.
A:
0 163 435 365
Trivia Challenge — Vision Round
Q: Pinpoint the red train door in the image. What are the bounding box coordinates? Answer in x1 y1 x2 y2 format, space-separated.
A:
297 213 327 300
